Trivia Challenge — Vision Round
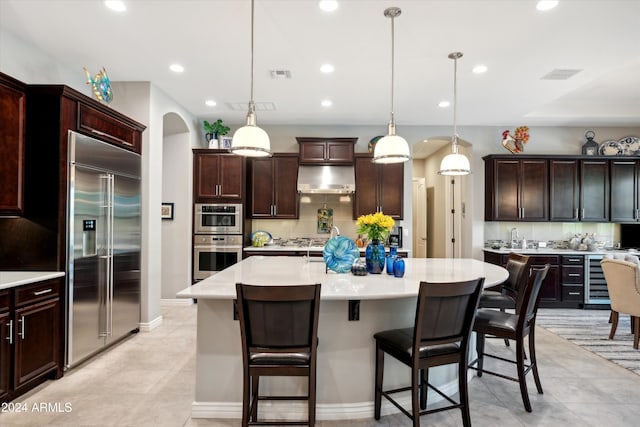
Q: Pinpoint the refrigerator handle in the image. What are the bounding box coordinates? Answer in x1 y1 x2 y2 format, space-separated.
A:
107 174 115 337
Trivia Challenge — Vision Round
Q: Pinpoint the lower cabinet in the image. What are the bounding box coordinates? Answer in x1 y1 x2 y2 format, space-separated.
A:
1 277 63 403
484 252 583 308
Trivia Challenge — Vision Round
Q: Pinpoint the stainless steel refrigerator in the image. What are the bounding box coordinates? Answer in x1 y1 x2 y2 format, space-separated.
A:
66 130 141 368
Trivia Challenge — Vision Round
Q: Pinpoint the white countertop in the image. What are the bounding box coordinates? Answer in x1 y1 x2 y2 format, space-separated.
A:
177 256 507 300
0 271 65 290
483 248 633 256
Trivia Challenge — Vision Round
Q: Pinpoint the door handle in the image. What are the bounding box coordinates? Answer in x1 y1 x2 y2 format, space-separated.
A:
17 315 25 340
33 288 53 296
6 320 12 344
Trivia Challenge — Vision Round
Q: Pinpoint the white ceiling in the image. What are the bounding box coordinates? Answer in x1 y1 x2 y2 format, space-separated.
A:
2 0 640 129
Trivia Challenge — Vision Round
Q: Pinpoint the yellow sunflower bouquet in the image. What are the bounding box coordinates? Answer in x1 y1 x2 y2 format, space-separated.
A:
356 212 395 243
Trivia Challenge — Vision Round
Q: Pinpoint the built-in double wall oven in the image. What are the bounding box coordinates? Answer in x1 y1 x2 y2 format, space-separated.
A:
193 203 243 281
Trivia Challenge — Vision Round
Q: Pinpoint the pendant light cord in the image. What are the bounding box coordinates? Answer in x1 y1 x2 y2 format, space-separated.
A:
249 0 255 111
390 13 395 124
452 55 457 139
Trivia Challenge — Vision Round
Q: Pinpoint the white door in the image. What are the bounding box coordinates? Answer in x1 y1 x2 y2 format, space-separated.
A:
412 178 427 258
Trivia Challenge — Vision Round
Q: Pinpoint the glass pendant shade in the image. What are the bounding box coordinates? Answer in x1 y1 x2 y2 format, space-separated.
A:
230 0 271 157
374 134 410 164
438 52 470 175
439 152 471 175
373 7 410 164
231 123 271 157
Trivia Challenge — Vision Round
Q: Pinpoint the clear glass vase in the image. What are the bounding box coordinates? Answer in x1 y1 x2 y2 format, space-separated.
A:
365 239 385 274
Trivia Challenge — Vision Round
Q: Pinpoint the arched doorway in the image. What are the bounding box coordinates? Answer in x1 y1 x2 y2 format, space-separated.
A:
161 112 191 300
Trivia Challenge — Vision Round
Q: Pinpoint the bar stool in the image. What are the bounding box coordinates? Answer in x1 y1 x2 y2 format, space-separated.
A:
373 278 485 427
235 283 321 427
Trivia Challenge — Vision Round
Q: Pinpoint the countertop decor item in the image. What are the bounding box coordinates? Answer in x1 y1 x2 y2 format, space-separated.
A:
317 205 333 233
599 140 624 156
365 239 386 274
501 126 529 154
582 130 599 155
203 119 230 149
356 211 395 243
323 236 360 273
619 136 640 155
250 230 272 246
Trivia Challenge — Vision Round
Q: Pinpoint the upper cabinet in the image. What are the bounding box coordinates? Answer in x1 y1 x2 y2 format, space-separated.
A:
354 154 403 219
549 159 579 221
193 150 245 203
484 157 548 221
296 137 356 165
580 159 609 222
249 154 299 219
610 159 638 222
0 73 27 216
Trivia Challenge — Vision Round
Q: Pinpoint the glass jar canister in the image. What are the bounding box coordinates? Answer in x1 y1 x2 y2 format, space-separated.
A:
393 257 405 278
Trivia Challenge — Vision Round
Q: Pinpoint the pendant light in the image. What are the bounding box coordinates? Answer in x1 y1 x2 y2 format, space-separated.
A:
373 7 410 164
438 52 471 175
231 0 271 157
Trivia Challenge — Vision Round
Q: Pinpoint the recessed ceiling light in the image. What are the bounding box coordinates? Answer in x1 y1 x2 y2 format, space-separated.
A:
438 101 450 108
169 64 184 73
319 1 338 12
205 100 216 107
321 100 332 107
320 64 335 73
472 64 488 74
104 1 126 12
536 1 558 11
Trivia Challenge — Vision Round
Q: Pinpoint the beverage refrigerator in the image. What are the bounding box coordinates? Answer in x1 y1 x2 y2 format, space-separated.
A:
65 130 141 368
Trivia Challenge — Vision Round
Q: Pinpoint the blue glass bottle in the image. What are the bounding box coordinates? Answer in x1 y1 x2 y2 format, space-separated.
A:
393 257 405 278
386 246 398 275
365 239 385 274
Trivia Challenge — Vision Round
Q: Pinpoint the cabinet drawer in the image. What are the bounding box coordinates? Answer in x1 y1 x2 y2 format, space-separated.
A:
561 255 584 265
562 285 584 301
15 279 61 307
562 266 584 284
0 290 9 312
78 103 141 153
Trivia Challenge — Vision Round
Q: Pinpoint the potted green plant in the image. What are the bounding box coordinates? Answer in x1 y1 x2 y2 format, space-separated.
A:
203 119 230 148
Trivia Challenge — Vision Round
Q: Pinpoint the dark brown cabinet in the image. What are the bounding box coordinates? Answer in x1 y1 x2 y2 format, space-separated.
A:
297 137 356 165
580 160 609 222
354 154 403 219
0 73 27 216
561 255 584 304
610 159 639 222
484 157 548 221
550 159 579 221
193 150 245 203
249 154 299 219
0 277 63 403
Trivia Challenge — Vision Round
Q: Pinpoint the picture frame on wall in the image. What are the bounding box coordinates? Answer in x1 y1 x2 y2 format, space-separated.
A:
161 202 174 220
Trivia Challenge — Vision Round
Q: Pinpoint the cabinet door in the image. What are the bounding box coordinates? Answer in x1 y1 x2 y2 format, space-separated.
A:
0 74 26 215
250 158 275 218
194 153 221 200
0 310 10 401
14 298 60 390
610 160 638 222
326 142 354 164
537 264 561 304
492 160 520 220
580 160 609 221
217 155 244 200
298 142 327 164
354 156 379 218
379 162 404 219
273 156 299 219
520 159 548 220
550 160 579 221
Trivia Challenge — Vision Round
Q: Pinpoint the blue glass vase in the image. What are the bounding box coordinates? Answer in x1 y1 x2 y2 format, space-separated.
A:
365 239 385 274
393 257 405 278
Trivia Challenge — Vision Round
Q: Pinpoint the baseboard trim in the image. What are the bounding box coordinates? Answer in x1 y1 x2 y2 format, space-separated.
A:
190 380 459 420
161 298 194 306
138 315 163 332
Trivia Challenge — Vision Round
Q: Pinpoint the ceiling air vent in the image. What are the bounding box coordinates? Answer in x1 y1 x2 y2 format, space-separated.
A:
226 102 277 111
541 69 583 80
270 69 292 79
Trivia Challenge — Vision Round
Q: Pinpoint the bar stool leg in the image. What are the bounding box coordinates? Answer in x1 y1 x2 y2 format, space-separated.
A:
374 344 384 420
419 369 428 410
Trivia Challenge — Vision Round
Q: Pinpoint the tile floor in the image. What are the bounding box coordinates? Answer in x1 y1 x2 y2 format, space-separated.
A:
2 303 640 427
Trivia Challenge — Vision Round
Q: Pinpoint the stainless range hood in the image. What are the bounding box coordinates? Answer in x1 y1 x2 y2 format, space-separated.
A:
297 165 356 194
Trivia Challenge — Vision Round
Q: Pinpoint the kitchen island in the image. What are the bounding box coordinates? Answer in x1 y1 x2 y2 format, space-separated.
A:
177 256 507 421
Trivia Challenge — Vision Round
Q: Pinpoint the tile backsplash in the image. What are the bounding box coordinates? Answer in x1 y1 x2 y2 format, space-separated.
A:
484 222 619 247
251 194 359 240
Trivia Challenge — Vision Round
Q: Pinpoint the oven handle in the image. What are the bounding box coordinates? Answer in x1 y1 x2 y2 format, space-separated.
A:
194 245 243 250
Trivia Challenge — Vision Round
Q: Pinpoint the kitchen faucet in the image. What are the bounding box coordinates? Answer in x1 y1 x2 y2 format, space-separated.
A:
330 225 340 239
510 227 519 247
